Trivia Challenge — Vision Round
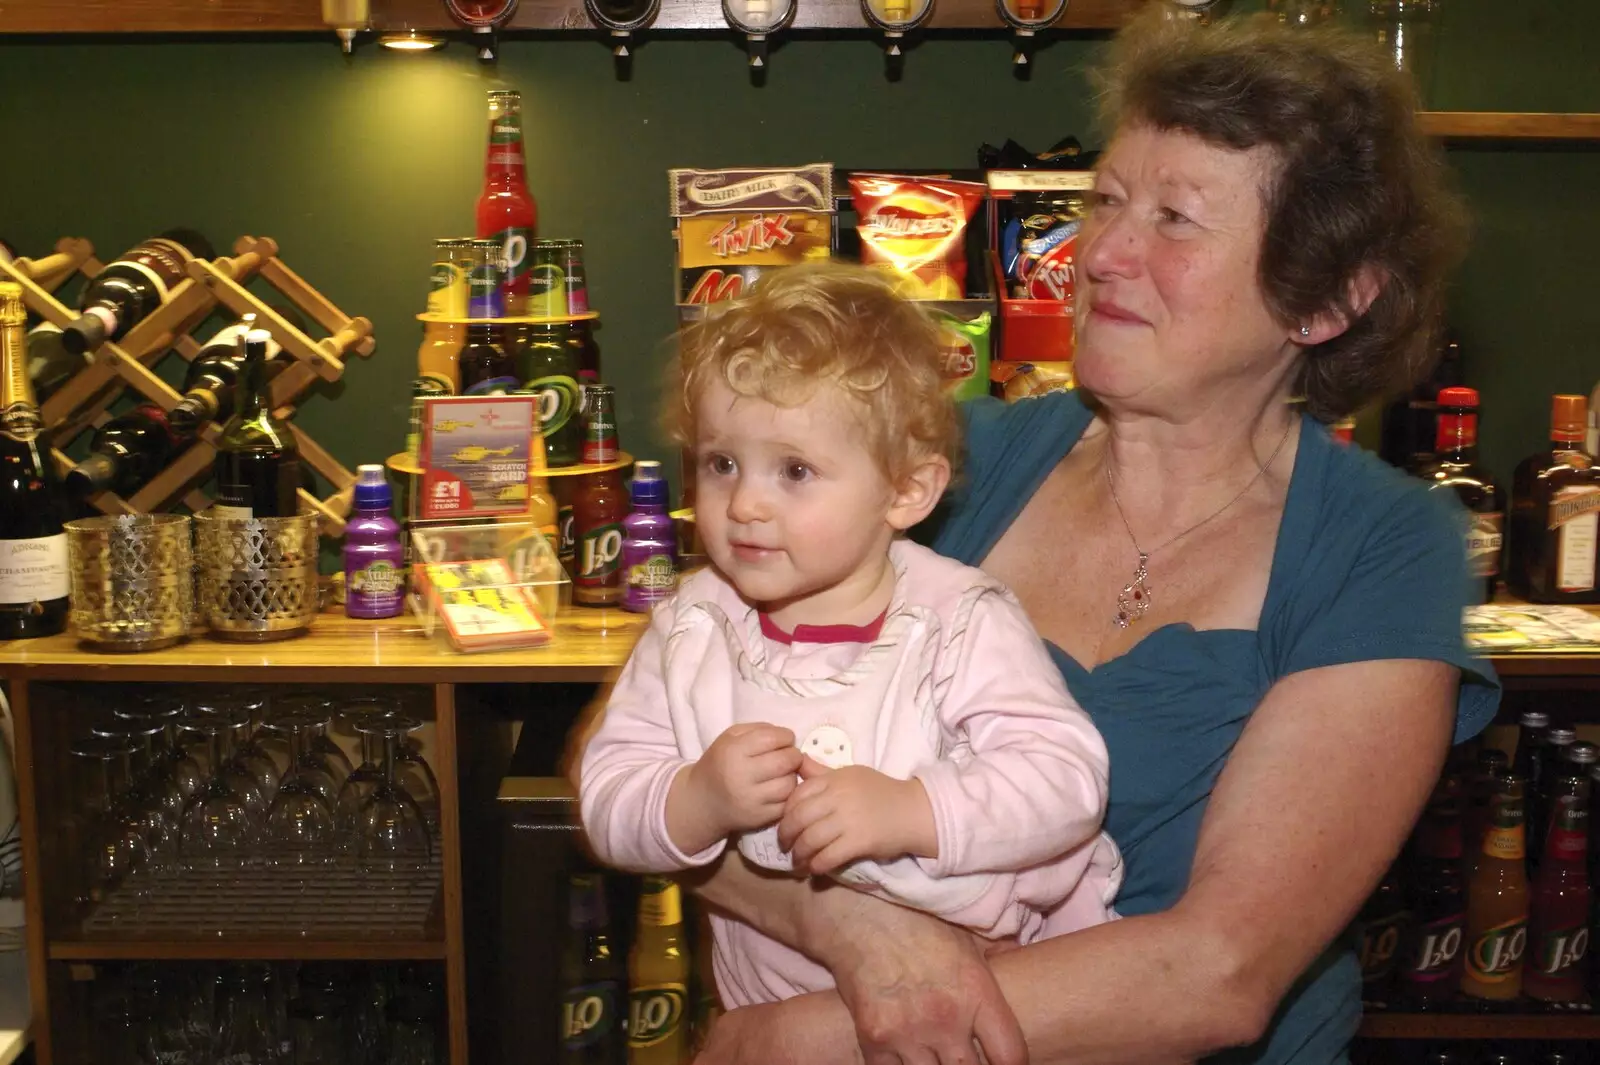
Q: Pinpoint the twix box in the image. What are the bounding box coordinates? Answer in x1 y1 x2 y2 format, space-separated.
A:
669 164 835 308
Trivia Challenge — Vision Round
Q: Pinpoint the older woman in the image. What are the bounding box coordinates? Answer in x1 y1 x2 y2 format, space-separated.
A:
658 11 1501 1065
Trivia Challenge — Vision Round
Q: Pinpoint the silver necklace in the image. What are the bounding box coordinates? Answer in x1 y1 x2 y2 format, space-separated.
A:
1104 419 1296 629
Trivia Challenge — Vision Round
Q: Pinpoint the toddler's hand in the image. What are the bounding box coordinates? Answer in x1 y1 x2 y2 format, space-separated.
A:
684 723 804 840
776 758 935 875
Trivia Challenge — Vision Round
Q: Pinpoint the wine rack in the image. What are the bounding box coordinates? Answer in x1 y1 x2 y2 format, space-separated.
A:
0 235 377 535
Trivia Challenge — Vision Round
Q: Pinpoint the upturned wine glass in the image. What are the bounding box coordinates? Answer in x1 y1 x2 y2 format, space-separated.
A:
352 714 433 881
69 735 152 917
178 709 258 874
262 708 338 879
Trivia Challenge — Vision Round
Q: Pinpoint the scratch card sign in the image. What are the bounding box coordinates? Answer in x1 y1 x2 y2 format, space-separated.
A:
418 396 536 520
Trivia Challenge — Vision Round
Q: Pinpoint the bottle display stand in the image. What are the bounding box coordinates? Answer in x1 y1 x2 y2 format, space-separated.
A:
0 235 377 534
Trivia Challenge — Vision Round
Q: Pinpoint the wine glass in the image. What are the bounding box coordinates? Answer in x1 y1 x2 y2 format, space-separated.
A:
112 698 191 826
262 708 337 880
212 963 281 1065
178 710 258 874
68 735 152 919
228 686 283 802
333 697 396 854
88 717 176 871
276 691 355 789
352 714 433 882
187 695 271 824
125 688 205 802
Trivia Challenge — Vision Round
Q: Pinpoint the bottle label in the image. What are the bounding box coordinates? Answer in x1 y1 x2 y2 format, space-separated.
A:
0 533 69 604
582 406 619 465
1532 924 1589 977
1359 909 1406 983
627 553 679 594
121 237 195 288
428 260 469 319
210 503 254 520
627 983 687 1049
639 879 682 925
1553 487 1600 592
1482 819 1525 861
490 226 532 296
468 260 505 319
1549 818 1588 861
1466 917 1528 981
1401 912 1465 983
1467 512 1503 579
562 980 621 1050
349 559 404 612
557 504 576 565
112 259 172 305
578 522 624 585
527 260 566 318
524 375 579 438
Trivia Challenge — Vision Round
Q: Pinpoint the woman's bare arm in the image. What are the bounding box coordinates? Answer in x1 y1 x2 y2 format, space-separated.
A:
696 657 1457 1065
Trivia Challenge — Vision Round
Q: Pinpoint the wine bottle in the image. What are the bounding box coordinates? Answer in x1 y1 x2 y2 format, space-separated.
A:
0 281 70 639
212 327 300 518
64 404 189 500
169 306 310 435
60 228 215 355
26 321 93 403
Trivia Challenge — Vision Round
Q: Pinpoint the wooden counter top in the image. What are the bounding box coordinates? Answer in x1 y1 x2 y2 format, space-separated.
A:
0 608 648 684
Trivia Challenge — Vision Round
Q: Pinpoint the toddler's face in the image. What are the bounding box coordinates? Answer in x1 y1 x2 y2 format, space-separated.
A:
693 377 899 628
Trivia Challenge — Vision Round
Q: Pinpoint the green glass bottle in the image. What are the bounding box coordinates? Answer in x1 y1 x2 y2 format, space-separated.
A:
212 324 300 518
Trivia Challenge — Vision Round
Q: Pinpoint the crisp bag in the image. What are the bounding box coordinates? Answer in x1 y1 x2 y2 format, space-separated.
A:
851 174 986 300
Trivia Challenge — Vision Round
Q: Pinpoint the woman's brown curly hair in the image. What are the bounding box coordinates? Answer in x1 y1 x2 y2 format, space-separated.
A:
1096 9 1469 421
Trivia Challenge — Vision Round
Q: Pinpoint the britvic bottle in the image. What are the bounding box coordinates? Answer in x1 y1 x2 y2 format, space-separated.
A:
573 467 626 607
1526 777 1591 1002
344 464 405 619
1461 775 1531 1000
561 874 626 1065
1399 775 1467 1006
622 460 677 613
628 877 689 1065
476 90 538 316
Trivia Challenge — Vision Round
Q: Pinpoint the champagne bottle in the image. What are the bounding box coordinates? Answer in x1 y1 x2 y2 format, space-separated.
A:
64 404 189 500
0 281 70 639
169 314 301 435
212 326 300 518
60 228 215 355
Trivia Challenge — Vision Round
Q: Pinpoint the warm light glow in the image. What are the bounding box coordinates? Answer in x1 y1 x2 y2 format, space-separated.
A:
380 30 446 51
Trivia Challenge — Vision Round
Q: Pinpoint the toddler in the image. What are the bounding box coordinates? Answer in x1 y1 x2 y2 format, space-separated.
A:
579 262 1121 1006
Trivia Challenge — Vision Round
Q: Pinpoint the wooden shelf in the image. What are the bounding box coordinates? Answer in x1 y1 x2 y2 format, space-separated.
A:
0 0 1138 33
1419 112 1600 141
0 606 647 684
1360 1011 1600 1040
47 939 446 962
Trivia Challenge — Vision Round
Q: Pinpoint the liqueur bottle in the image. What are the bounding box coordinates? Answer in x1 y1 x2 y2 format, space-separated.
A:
1507 395 1600 604
1415 387 1503 603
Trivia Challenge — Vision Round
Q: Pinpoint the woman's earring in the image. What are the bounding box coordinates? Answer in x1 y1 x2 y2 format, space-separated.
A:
1299 325 1311 337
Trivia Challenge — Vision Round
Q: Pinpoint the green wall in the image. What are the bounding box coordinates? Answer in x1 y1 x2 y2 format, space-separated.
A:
0 1 1596 501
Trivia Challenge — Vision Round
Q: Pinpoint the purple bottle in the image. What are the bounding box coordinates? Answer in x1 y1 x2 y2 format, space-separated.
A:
621 460 678 613
344 464 405 619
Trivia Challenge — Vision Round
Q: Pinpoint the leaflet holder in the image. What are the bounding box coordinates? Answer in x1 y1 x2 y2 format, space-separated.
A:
0 235 377 534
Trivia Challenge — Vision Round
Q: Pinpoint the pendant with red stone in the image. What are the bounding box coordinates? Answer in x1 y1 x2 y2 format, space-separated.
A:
1115 552 1152 629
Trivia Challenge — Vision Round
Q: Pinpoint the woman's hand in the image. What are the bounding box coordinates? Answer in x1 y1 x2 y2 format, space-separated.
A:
828 901 1029 1065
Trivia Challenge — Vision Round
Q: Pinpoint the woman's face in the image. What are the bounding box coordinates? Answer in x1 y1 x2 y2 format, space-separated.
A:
1073 124 1297 415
